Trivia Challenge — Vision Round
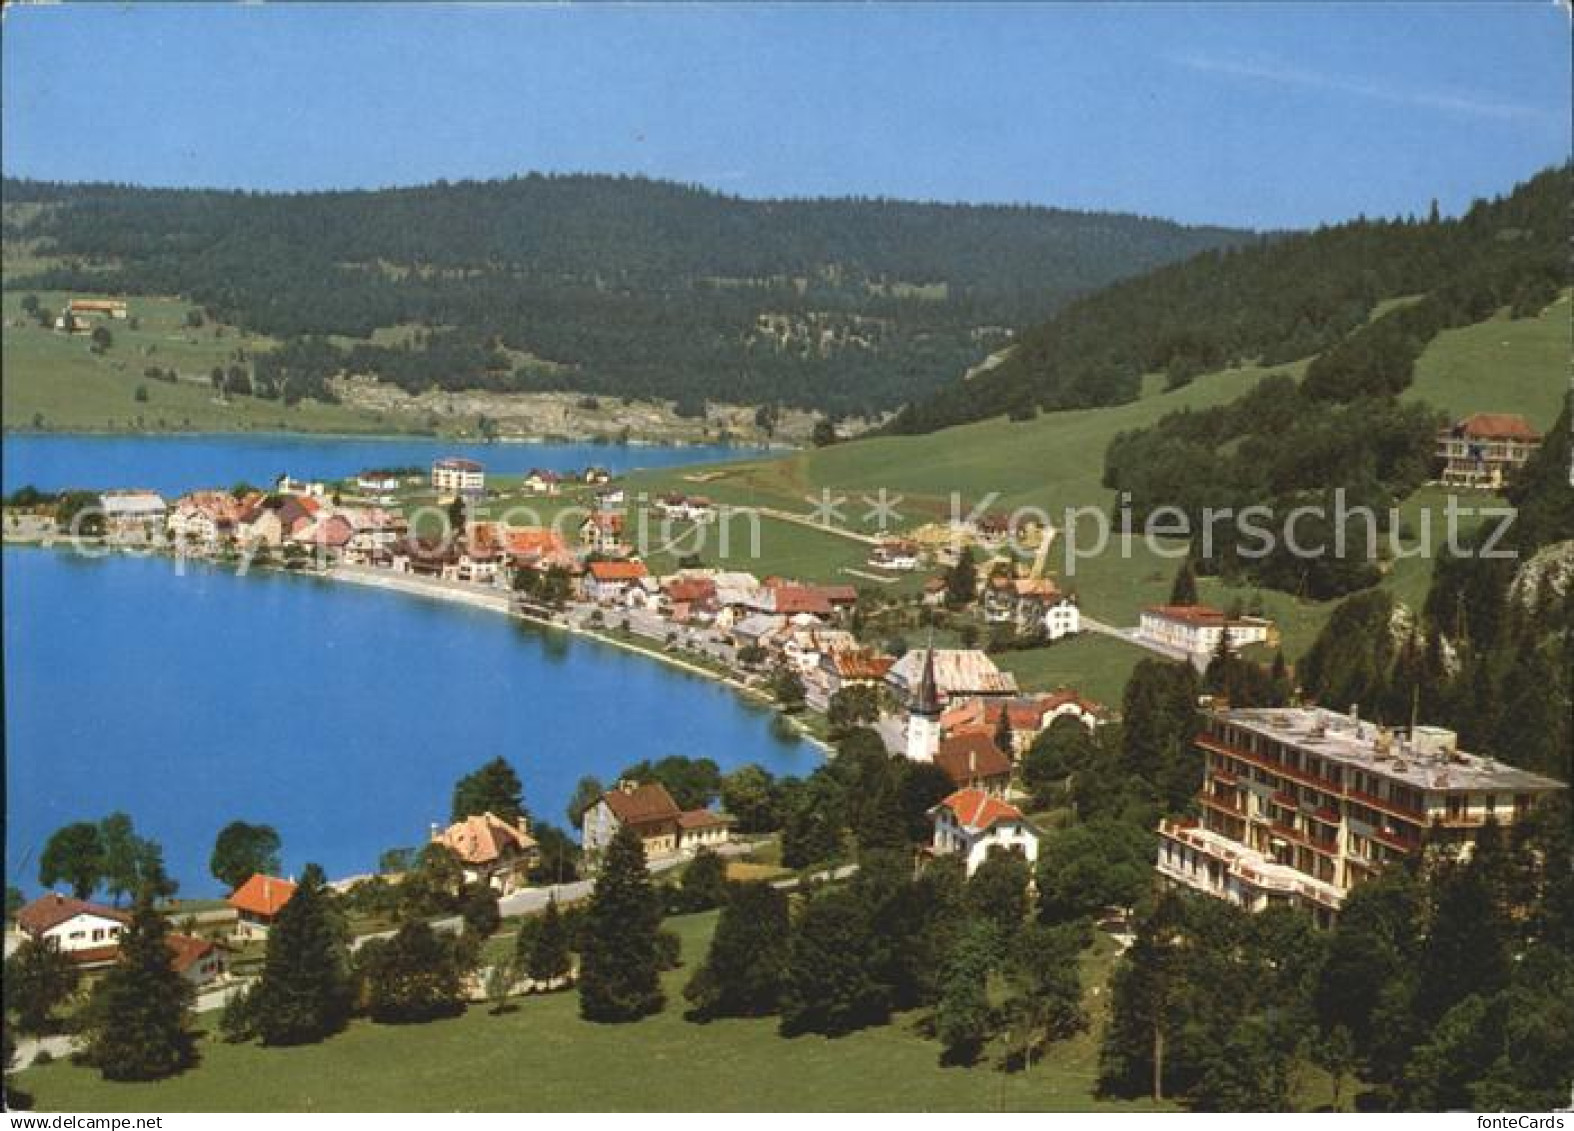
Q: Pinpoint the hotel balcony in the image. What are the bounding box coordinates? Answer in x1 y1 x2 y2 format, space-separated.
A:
1156 817 1346 915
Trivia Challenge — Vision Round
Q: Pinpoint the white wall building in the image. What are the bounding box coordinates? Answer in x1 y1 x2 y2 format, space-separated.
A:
929 789 1040 876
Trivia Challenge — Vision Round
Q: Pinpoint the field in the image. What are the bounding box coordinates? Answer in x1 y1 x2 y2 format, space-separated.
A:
0 290 418 435
15 910 1167 1113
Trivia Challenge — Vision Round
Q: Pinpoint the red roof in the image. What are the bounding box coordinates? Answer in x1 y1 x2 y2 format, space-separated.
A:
506 528 568 557
589 560 648 582
16 893 129 937
1454 412 1541 441
935 732 1014 788
435 457 484 472
228 874 297 919
935 788 1026 832
676 809 733 830
584 512 624 532
166 933 220 974
1143 604 1230 626
664 578 717 604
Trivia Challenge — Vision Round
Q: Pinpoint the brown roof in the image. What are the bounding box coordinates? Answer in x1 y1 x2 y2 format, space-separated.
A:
1454 412 1541 441
676 809 734 830
828 649 895 681
934 732 1014 788
1143 604 1230 626
228 874 297 919
166 933 220 974
601 782 682 827
432 811 538 866
16 893 129 937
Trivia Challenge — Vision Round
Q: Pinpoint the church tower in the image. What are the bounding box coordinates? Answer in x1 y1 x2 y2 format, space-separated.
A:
905 645 942 762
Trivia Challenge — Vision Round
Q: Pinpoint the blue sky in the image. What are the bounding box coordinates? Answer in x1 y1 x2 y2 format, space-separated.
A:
2 3 1567 229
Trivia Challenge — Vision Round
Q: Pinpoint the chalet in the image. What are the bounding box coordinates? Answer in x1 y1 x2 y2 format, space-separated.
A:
1138 605 1275 661
98 489 167 536
167 934 227 989
929 789 1040 877
432 457 486 497
579 512 627 555
228 874 297 941
983 577 1077 637
934 731 1014 794
1437 412 1543 489
585 559 649 603
582 781 683 859
431 811 539 893
523 469 562 496
16 894 129 956
887 648 1017 710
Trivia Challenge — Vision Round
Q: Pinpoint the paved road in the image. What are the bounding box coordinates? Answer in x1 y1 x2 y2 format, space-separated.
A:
1080 613 1209 672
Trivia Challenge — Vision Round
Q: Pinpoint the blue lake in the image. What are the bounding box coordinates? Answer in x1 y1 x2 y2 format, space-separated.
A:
3 548 817 897
2 432 757 498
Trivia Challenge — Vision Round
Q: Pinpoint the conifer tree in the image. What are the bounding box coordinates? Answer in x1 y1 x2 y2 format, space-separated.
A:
250 864 353 1046
683 881 789 1019
526 898 573 985
779 885 890 1036
450 757 527 824
1168 558 1199 606
84 891 194 1081
578 825 664 1022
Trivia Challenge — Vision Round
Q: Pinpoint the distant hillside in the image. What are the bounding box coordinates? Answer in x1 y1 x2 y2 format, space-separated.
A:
0 175 1248 417
890 165 1569 433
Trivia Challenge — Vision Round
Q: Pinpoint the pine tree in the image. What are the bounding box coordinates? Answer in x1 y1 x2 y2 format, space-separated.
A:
934 918 998 1065
250 864 353 1046
84 891 193 1081
3 937 80 1035
526 899 573 985
450 756 527 823
359 920 468 1023
578 825 664 1022
779 884 890 1036
683 881 789 1019
1168 558 1199 606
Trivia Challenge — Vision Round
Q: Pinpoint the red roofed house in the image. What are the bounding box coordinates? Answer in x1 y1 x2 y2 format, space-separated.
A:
584 558 649 603
579 512 626 555
228 874 297 941
934 731 1014 795
1437 412 1543 489
1138 605 1274 661
431 811 540 893
929 789 1040 876
16 893 130 956
167 933 228 988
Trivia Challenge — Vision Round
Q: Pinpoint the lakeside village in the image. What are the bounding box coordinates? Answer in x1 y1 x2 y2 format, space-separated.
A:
5 447 1568 1105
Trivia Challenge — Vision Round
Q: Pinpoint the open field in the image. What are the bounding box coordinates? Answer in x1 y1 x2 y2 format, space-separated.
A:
15 910 1167 1113
1403 293 1569 428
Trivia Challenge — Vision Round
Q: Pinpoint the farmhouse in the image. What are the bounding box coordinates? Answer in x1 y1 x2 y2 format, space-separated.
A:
1436 412 1543 489
227 873 297 941
929 789 1040 877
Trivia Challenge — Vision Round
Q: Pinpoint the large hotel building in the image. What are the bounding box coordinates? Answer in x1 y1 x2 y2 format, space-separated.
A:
1157 706 1566 925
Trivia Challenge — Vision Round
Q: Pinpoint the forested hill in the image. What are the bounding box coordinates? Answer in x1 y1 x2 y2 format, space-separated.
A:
0 175 1248 417
889 165 1570 433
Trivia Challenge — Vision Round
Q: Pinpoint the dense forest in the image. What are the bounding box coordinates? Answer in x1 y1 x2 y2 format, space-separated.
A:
1 175 1248 416
890 165 1569 433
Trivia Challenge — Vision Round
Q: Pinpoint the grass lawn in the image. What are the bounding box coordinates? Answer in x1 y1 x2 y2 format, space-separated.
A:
993 633 1148 707
1 289 428 435
1403 292 1569 429
17 910 1166 1113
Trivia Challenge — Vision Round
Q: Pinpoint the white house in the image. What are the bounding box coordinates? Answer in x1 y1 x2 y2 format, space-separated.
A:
98 489 168 536
432 457 486 496
356 470 402 494
16 893 129 955
523 470 562 496
928 789 1041 876
584 559 649 603
1042 595 1082 641
1137 605 1275 659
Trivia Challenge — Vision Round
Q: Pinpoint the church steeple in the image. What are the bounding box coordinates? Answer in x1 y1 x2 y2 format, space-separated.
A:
914 643 941 717
906 639 942 763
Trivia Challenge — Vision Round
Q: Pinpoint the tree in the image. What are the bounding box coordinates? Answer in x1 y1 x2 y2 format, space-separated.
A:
209 821 282 891
527 822 582 886
450 756 527 824
90 325 113 353
684 881 790 1020
945 546 978 609
83 891 194 1081
1313 1024 1359 1111
1120 660 1202 811
1020 716 1098 811
446 494 467 540
672 847 728 913
1000 922 1089 1070
1098 890 1188 1101
565 774 605 828
966 848 1033 939
249 864 353 1046
458 882 502 940
769 665 806 712
1037 819 1155 924
827 684 882 736
720 764 780 833
779 884 890 1037
934 918 998 1064
811 419 837 447
358 921 468 1024
524 899 573 985
1169 558 1199 606
578 825 664 1022
39 821 104 899
398 843 466 919
3 937 79 1036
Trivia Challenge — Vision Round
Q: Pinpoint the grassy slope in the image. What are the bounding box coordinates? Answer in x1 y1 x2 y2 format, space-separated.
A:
1 290 423 434
626 295 1565 691
16 910 1164 1113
